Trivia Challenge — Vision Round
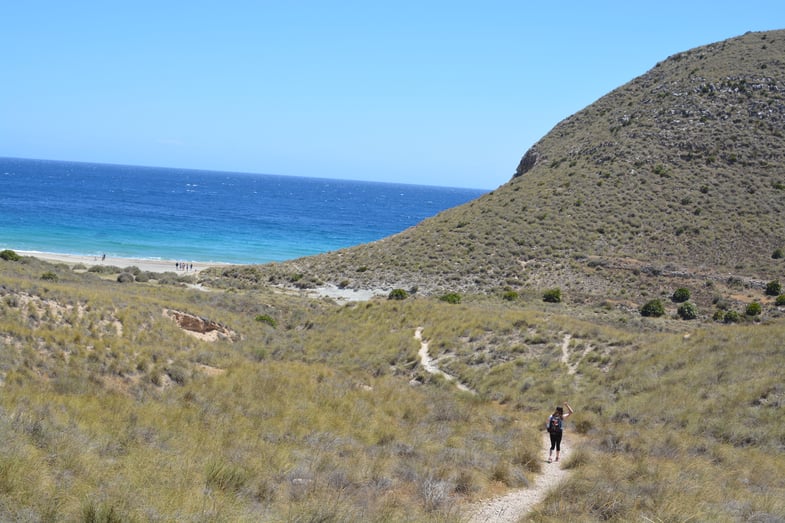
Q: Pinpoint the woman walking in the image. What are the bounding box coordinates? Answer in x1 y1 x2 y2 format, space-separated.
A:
547 402 573 463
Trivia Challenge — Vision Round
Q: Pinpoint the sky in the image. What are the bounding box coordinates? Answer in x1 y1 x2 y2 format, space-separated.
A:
2 2 784 190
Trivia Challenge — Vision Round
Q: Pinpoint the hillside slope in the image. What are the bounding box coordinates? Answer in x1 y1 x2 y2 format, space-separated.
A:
205 30 785 308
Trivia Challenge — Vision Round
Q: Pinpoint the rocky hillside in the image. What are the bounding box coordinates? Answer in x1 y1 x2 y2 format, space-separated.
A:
204 30 785 307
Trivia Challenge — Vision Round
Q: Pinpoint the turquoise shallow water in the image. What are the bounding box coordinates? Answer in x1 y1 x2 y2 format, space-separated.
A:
0 158 487 264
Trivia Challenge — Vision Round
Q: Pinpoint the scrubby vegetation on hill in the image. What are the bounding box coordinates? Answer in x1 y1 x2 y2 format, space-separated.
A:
2 29 785 522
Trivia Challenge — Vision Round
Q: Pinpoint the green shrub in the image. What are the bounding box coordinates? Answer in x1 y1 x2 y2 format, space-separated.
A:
88 265 122 274
40 271 58 281
773 248 784 259
672 288 691 303
640 299 665 317
776 295 785 306
542 288 562 303
116 272 135 283
124 266 142 276
439 293 461 304
677 302 698 320
765 280 781 296
723 310 740 323
712 310 725 322
388 288 408 301
502 290 519 302
255 314 277 328
745 302 762 316
0 249 21 261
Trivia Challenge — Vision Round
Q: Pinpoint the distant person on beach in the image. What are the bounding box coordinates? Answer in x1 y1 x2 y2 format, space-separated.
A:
101 253 106 262
547 402 573 463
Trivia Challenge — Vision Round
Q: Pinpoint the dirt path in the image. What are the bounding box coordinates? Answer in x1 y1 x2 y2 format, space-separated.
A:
560 333 593 376
560 333 573 372
414 327 475 394
415 327 576 521
465 333 585 522
465 432 571 523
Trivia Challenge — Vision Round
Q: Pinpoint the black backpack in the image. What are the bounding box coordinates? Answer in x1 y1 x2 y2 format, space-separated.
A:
548 415 562 433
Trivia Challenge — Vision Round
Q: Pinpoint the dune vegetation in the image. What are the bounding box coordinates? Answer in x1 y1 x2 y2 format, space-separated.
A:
1 251 784 522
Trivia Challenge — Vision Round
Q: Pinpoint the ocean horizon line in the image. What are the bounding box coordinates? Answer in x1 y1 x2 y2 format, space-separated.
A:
1 155 493 192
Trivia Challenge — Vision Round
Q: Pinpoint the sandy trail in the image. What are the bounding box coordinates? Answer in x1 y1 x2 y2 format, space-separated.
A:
560 333 593 376
465 431 571 523
464 332 582 522
414 327 475 393
414 327 575 522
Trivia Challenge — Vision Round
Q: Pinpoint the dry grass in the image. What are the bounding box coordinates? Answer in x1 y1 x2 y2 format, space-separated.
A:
4 252 784 520
1 257 549 521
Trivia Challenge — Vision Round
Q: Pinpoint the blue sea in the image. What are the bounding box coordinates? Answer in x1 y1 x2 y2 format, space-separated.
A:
0 158 486 264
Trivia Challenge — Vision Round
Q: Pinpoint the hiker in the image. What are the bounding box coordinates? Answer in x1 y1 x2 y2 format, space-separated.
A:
547 402 573 463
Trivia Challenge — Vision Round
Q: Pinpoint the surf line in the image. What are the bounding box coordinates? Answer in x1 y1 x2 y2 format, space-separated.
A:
414 327 475 394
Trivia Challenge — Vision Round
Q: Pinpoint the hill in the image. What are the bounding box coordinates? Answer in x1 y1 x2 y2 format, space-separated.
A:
204 30 785 315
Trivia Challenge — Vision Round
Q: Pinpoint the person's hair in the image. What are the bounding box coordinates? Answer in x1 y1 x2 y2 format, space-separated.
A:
556 406 563 413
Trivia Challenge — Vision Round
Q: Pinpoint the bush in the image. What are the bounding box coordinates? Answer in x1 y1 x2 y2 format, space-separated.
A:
439 293 461 304
745 302 762 316
0 249 21 261
723 310 740 323
542 288 562 303
640 299 665 317
255 314 277 328
772 248 784 259
677 302 698 320
672 288 691 303
388 289 408 300
765 280 782 296
117 272 135 283
776 295 785 306
40 271 58 281
502 290 519 302
124 266 142 276
89 265 122 274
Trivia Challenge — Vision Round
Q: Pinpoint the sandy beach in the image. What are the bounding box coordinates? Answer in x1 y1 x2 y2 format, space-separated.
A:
17 250 234 274
14 250 388 301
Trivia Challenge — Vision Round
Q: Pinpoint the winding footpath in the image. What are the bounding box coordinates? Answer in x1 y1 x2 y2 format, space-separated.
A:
414 327 475 394
413 328 578 522
466 432 571 523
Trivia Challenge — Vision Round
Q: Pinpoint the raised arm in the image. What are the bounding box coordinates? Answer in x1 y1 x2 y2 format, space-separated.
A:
563 402 574 418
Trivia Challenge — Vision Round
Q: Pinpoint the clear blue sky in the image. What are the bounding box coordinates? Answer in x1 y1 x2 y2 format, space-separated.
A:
2 2 783 189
